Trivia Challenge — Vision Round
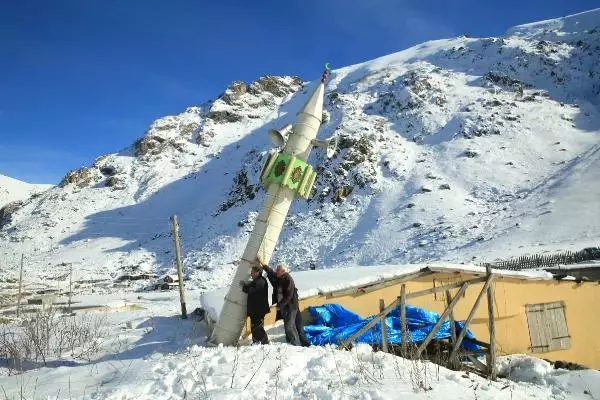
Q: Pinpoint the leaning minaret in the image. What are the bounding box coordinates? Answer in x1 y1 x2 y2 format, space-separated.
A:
210 69 332 345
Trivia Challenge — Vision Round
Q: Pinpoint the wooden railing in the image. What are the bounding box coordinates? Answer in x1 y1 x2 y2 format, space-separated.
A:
482 247 600 271
338 266 498 379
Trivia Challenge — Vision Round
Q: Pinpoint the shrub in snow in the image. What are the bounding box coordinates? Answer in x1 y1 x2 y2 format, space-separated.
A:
439 183 451 190
0 307 107 373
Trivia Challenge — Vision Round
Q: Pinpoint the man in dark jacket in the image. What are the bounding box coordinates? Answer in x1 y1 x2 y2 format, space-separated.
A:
257 260 310 346
240 265 270 344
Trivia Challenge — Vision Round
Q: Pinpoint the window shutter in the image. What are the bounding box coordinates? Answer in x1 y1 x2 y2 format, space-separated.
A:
526 304 550 352
545 302 571 351
526 302 570 353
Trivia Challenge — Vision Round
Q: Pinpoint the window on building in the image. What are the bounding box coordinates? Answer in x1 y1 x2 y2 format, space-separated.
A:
526 301 571 353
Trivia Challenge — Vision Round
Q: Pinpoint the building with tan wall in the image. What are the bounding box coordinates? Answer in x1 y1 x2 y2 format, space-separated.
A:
203 264 600 369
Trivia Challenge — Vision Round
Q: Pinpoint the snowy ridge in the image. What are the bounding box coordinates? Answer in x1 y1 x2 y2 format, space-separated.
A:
0 12 599 294
0 174 52 208
506 8 600 38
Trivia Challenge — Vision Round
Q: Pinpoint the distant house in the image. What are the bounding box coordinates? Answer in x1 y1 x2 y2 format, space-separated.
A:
163 274 179 284
202 264 600 369
157 274 181 290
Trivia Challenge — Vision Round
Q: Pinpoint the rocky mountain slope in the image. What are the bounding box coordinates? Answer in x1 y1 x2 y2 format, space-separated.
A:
1 9 598 292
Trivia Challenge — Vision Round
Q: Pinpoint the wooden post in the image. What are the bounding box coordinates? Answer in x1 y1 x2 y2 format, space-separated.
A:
171 215 187 319
17 254 23 318
400 284 408 358
379 299 388 353
467 355 488 373
68 264 73 314
486 265 497 379
449 274 494 362
413 282 469 360
446 289 457 369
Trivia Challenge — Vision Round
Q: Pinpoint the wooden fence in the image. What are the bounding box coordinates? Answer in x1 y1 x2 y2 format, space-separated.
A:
338 266 498 379
481 247 600 271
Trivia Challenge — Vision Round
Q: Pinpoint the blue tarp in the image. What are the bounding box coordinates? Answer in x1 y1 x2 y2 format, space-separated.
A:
304 303 480 351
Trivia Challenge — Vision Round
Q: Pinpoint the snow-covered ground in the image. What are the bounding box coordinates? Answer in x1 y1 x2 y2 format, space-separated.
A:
0 174 53 209
1 291 599 400
1 8 599 399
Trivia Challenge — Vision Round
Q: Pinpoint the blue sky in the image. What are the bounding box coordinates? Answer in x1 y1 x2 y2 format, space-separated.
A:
1 0 597 183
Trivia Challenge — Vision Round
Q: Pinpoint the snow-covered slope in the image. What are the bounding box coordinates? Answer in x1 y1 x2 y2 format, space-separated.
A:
0 174 52 209
0 10 599 291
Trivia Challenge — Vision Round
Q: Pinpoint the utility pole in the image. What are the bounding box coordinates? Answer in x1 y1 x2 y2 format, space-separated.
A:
171 215 187 319
17 254 24 317
69 264 73 314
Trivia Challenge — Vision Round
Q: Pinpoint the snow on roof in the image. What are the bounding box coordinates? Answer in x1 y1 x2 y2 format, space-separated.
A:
200 263 555 321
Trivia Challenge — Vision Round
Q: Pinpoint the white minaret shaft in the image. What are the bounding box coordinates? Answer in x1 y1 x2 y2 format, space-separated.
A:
209 78 325 346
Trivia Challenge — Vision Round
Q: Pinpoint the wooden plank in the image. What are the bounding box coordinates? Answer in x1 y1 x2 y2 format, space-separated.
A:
379 299 389 353
548 302 571 351
412 282 470 360
449 274 494 362
339 313 385 349
467 355 488 372
446 289 458 369
457 350 484 357
338 276 487 350
469 338 491 349
526 304 548 352
400 284 408 358
527 304 550 353
406 276 486 301
486 265 497 380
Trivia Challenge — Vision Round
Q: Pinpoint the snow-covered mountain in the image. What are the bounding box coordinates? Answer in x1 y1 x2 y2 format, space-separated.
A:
0 174 52 209
1 9 598 291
